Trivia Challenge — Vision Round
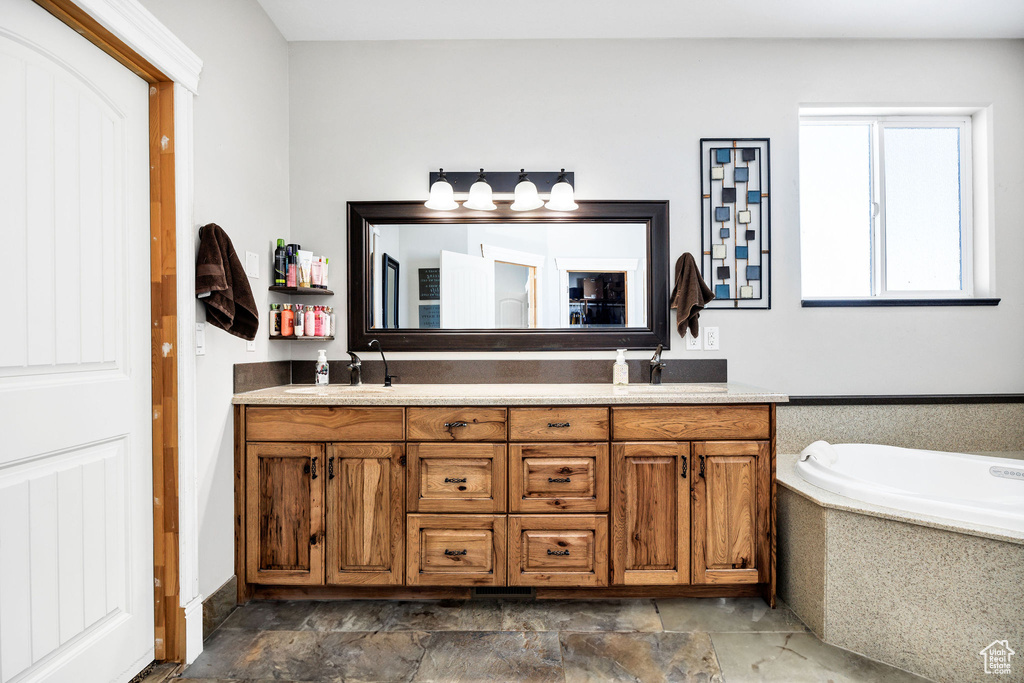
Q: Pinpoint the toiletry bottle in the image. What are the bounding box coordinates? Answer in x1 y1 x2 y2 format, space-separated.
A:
311 257 322 288
321 257 329 290
315 349 329 385
294 304 304 337
274 239 286 286
269 303 281 336
329 306 337 337
286 247 297 287
304 304 316 338
281 304 294 336
613 348 629 385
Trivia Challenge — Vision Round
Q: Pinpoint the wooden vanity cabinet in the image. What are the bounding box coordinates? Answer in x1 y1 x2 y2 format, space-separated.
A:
246 442 325 585
236 402 777 601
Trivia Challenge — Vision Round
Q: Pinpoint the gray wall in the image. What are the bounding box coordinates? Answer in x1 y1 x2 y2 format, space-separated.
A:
288 38 1024 396
140 0 291 599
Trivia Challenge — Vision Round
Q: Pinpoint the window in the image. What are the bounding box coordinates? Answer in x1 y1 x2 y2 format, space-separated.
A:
799 114 975 301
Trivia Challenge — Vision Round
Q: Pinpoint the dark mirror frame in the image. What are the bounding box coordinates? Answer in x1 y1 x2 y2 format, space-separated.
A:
347 200 670 352
381 253 399 329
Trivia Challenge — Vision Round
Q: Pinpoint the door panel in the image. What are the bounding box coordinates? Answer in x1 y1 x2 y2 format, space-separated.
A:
440 249 495 328
611 443 689 585
247 443 324 585
0 2 152 681
692 441 769 585
326 443 404 585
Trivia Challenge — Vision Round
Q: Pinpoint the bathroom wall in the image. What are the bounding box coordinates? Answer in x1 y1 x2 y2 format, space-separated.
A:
139 0 291 599
288 38 1024 396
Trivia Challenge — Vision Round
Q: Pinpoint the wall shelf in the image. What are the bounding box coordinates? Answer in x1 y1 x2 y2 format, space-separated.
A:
270 336 335 341
269 286 334 296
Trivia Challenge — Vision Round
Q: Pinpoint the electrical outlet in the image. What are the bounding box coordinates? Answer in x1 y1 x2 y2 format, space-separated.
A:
685 330 702 350
246 339 256 352
195 323 206 356
704 326 720 351
245 251 259 279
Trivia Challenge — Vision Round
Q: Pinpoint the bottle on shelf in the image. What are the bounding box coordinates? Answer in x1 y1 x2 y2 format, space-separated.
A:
304 304 315 337
274 239 286 286
294 304 304 337
281 304 294 336
269 303 281 336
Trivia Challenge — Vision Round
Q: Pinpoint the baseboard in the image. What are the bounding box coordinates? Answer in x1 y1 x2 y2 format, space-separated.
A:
202 576 238 641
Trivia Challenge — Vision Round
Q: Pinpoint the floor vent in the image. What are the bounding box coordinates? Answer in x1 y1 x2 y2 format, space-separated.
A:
472 586 535 599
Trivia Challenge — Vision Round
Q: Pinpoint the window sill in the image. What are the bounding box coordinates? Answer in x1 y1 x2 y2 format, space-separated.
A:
801 298 1000 308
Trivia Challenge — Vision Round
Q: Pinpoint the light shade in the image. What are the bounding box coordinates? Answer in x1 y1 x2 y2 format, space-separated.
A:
424 168 459 210
510 169 544 211
462 169 496 211
545 169 578 211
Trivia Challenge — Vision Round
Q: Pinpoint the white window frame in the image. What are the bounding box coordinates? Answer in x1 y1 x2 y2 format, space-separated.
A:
800 114 973 300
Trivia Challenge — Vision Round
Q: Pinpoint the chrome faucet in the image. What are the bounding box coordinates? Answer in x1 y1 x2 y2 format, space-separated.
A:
346 352 362 386
649 344 665 385
368 339 396 387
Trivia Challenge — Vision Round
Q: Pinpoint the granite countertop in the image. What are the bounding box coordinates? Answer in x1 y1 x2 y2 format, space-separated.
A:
777 452 1024 545
232 382 788 406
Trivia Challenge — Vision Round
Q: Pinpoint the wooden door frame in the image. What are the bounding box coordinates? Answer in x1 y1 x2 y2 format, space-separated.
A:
31 0 202 665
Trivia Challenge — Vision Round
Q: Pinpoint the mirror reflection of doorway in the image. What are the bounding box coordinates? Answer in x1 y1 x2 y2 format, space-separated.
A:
382 253 400 328
568 271 627 327
495 261 537 328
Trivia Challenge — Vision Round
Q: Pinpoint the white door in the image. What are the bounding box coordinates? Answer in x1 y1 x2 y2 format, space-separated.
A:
0 2 154 682
439 250 495 328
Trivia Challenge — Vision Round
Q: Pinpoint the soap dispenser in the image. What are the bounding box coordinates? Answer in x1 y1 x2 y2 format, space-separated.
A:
316 349 329 385
613 348 629 385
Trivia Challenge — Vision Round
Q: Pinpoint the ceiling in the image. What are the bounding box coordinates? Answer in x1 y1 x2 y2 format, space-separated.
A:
256 0 1024 42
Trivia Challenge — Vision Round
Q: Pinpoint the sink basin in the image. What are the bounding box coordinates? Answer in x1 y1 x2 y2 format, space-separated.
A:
620 384 727 393
283 385 394 394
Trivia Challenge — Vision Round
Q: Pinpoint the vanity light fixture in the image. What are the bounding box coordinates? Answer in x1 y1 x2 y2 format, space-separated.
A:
510 169 544 211
462 169 496 211
544 169 579 211
424 168 459 210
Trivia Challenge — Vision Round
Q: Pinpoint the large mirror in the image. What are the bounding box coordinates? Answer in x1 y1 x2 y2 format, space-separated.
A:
347 201 669 351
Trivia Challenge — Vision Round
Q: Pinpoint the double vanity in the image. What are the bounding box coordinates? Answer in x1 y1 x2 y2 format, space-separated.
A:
232 383 786 605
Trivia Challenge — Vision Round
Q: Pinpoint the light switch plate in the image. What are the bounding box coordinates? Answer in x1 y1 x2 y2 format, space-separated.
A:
195 323 206 356
246 339 256 352
704 326 720 350
245 251 259 278
685 330 702 350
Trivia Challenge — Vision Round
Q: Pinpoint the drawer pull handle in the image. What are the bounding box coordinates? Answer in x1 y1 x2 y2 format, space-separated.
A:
444 549 467 556
547 549 570 556
681 455 686 479
311 457 318 480
547 422 571 428
548 477 571 483
444 477 467 483
328 456 335 480
444 421 469 428
699 454 705 478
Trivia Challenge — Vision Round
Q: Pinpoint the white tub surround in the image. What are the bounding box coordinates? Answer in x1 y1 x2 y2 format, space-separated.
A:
778 451 1024 683
232 382 786 406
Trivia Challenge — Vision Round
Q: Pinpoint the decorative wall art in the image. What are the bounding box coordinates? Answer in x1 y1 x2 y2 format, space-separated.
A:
700 138 771 309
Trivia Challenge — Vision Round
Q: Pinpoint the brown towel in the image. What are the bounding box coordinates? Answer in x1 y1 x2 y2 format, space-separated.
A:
195 223 259 341
670 252 715 338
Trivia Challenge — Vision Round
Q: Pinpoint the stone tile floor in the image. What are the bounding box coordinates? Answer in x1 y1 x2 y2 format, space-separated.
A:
175 598 932 682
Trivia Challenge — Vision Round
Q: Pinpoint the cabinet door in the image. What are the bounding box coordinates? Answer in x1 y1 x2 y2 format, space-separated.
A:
246 442 324 585
611 442 689 585
326 443 405 585
691 441 770 585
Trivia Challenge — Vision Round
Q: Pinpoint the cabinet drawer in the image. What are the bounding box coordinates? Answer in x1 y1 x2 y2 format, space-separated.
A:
407 514 506 586
246 407 404 442
407 407 507 441
407 443 507 513
612 406 770 441
509 407 609 441
509 443 609 513
508 515 608 587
